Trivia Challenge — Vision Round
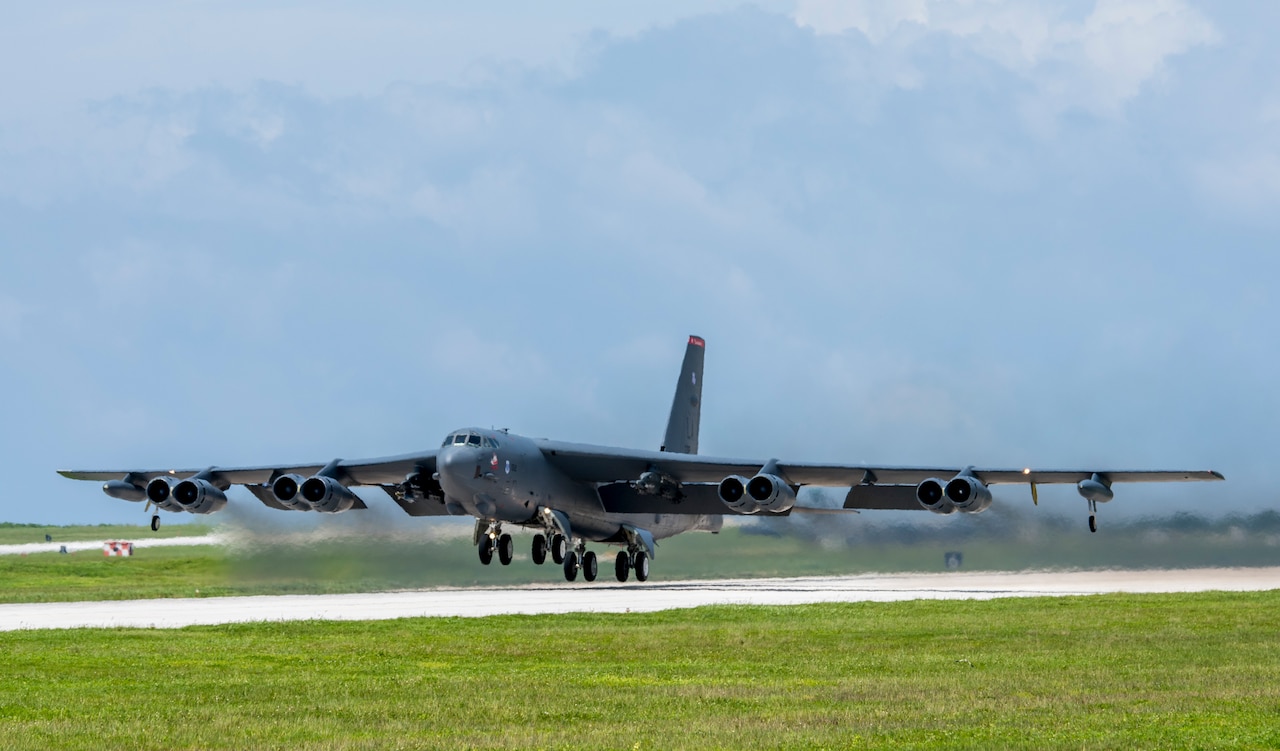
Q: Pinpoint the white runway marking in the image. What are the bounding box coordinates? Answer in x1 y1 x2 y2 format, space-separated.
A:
2 568 1277 631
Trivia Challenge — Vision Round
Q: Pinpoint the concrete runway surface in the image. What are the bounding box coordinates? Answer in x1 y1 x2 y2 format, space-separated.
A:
2 567 1276 631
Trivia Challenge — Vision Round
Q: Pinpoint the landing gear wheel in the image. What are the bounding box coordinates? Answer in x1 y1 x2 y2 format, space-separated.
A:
531 534 547 565
563 551 579 582
582 551 598 582
150 515 160 532
634 551 650 582
478 535 494 565
615 551 630 583
551 534 567 564
1089 515 1097 533
498 533 514 565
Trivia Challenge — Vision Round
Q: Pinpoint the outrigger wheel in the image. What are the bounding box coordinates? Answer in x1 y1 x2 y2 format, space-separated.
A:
150 515 160 532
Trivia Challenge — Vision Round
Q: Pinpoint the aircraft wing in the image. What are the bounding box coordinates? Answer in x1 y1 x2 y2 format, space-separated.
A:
536 439 1222 486
536 439 1223 513
58 451 436 487
59 452 444 515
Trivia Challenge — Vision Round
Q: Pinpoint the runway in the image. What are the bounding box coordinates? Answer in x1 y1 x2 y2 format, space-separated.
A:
2 567 1276 631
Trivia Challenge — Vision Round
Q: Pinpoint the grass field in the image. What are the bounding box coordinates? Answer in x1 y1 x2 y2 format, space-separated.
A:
0 522 211 545
1 592 1277 749
2 518 1279 604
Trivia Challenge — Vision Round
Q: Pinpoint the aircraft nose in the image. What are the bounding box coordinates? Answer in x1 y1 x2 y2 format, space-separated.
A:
439 447 477 477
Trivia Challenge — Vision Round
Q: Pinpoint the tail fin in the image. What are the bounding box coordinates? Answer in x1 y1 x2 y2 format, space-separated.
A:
661 335 705 454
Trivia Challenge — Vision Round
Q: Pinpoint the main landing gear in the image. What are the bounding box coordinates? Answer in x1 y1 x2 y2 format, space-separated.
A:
613 550 649 583
563 542 599 583
476 523 515 566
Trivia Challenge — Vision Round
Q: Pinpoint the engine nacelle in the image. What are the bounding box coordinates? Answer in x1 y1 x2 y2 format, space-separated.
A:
945 475 992 513
916 478 955 514
172 478 228 515
103 480 147 502
718 475 760 514
746 473 797 513
145 477 185 513
271 473 313 511
300 475 358 513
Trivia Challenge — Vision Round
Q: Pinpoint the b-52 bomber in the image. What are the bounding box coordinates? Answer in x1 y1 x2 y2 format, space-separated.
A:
61 336 1223 583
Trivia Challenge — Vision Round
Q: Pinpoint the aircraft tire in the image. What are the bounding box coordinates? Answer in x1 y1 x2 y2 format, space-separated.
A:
551 534 567 564
478 535 494 565
563 551 579 582
615 551 630 583
150 515 160 532
498 534 514 565
634 551 650 582
531 534 547 565
582 551 598 582
1089 515 1097 533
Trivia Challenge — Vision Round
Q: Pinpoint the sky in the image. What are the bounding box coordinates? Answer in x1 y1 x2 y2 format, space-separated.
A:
2 1 1277 526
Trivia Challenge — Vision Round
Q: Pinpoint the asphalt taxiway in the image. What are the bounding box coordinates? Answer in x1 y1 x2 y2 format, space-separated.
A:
1 567 1276 631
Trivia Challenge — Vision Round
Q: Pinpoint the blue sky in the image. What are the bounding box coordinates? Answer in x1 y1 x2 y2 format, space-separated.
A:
2 1 1277 525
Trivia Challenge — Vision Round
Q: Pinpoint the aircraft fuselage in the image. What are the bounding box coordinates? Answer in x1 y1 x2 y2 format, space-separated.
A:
436 428 717 543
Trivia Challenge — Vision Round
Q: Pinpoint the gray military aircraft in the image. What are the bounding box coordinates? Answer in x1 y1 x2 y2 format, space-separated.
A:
61 335 1223 583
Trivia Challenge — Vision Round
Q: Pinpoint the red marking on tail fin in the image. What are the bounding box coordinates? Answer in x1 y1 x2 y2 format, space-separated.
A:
688 335 705 347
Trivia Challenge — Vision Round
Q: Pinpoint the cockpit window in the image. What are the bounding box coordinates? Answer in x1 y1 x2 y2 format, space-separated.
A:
441 434 454 448
466 434 482 446
453 434 467 446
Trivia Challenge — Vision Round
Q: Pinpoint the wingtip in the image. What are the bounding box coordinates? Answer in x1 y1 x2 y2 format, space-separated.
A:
1211 470 1226 480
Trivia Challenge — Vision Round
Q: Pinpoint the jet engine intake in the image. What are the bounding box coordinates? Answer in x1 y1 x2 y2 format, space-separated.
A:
300 475 358 513
745 473 797 513
271 473 313 511
172 478 228 515
916 478 955 514
945 475 992 513
718 475 760 514
145 477 185 513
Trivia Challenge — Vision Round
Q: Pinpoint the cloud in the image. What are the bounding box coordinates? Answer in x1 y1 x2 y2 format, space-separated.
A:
2 4 1275 525
794 0 1218 119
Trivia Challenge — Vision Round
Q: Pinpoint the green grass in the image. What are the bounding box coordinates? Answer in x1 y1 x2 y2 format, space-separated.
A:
1 592 1278 749
0 522 211 545
2 523 1278 604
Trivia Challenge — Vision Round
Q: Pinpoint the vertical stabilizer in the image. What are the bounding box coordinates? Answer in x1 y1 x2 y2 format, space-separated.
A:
661 335 705 454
